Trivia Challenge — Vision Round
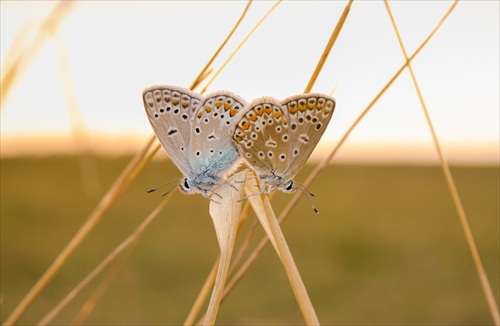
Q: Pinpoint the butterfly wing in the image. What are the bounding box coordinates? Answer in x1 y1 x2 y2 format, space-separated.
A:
143 85 204 176
233 96 292 178
189 90 247 179
281 93 336 179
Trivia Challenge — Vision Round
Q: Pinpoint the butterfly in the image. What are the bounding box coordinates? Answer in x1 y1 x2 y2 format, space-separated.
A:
143 85 247 198
233 93 336 195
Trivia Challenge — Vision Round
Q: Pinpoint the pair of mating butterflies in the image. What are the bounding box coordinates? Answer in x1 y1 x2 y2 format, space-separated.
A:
143 85 336 199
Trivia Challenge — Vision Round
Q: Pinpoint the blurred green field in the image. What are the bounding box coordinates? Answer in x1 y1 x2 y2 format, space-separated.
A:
1 155 498 325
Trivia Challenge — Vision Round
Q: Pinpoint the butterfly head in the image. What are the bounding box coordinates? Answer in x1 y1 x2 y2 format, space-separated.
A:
179 177 196 194
273 179 296 194
179 175 220 200
260 173 296 194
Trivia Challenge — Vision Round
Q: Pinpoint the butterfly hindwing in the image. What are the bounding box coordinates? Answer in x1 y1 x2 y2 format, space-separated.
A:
143 85 204 177
233 96 292 177
189 90 248 180
283 93 336 179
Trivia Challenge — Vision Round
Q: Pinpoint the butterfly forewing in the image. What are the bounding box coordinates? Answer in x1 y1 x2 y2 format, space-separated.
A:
190 90 248 178
283 93 336 179
233 96 292 177
143 85 204 176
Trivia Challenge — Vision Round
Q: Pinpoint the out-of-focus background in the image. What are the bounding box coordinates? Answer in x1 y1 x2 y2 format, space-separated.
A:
1 1 499 325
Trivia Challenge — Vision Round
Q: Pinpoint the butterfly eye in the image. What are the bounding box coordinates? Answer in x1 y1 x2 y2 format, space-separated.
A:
180 178 192 193
285 181 294 192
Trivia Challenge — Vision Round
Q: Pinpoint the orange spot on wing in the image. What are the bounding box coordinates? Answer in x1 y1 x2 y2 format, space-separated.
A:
224 103 231 110
241 121 250 130
289 105 298 113
197 112 203 118
264 106 272 114
283 118 288 125
181 101 189 108
172 99 179 105
256 108 264 115
248 115 257 121
215 101 222 108
299 103 307 111
273 111 281 119
230 109 238 117
205 106 212 113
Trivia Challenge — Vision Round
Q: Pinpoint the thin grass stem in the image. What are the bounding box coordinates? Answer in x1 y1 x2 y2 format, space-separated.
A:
189 1 253 91
69 248 131 326
200 0 282 94
37 186 176 326
54 36 101 196
0 1 77 109
184 258 219 325
304 0 353 93
384 2 500 324
4 135 158 326
204 172 246 324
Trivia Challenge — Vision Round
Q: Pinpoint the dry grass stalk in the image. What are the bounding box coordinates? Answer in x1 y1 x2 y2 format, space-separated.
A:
244 177 319 325
55 36 101 196
200 0 282 94
69 248 131 326
38 187 177 325
184 260 219 325
1 1 77 109
384 2 500 324
190 1 253 91
187 201 259 325
4 134 159 325
304 0 353 93
203 172 247 324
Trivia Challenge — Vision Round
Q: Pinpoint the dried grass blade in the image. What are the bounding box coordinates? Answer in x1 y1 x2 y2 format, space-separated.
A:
184 259 219 325
188 201 256 325
54 36 101 195
201 0 282 94
190 1 253 91
4 135 158 326
384 2 500 324
243 178 280 254
204 172 247 324
304 0 352 93
37 187 175 325
1 1 77 108
245 178 318 325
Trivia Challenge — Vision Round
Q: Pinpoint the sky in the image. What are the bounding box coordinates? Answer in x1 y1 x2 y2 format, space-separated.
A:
1 1 499 163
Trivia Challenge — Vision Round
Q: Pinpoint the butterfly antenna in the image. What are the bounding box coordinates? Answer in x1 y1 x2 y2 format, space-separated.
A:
222 178 239 191
147 178 182 193
161 185 178 197
295 182 315 197
296 184 319 214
